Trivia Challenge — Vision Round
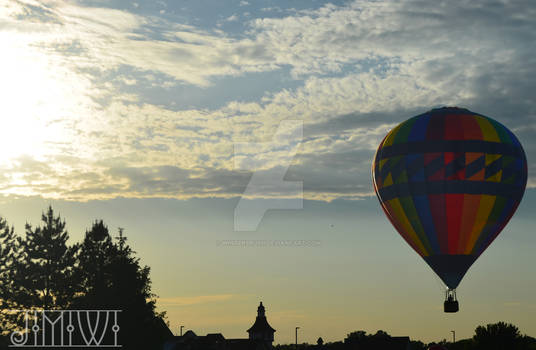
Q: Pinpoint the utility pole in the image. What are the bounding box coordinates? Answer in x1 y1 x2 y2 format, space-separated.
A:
451 330 455 343
295 327 300 349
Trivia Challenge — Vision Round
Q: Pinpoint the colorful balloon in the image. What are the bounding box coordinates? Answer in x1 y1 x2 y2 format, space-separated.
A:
372 107 527 311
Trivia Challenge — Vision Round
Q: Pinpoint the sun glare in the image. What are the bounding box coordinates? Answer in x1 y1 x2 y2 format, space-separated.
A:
0 33 80 165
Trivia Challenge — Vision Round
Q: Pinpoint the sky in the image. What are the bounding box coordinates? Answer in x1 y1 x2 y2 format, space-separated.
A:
0 0 535 345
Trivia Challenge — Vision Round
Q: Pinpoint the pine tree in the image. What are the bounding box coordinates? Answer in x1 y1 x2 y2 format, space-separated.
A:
1 210 170 349
73 224 170 349
72 220 115 307
107 228 169 349
0 217 17 307
0 216 22 334
18 206 77 309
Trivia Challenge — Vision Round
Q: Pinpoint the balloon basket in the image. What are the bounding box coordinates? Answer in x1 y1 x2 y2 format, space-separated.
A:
444 289 459 313
444 299 459 313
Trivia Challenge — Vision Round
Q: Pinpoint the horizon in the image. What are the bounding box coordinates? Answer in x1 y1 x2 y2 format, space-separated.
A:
1 0 535 347
1 192 535 344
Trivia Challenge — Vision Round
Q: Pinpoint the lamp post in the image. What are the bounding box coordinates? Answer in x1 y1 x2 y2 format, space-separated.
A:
180 325 184 336
451 330 455 343
295 327 300 349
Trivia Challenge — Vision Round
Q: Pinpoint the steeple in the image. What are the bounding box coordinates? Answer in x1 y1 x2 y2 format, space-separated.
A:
257 302 265 317
247 302 276 346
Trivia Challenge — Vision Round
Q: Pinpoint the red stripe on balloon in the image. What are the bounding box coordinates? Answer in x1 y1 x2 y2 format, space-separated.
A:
428 194 448 254
444 152 454 164
461 113 484 140
426 112 445 140
445 113 464 140
446 193 464 254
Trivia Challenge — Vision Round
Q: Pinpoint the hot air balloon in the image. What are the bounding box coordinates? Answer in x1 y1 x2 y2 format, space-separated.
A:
372 107 527 312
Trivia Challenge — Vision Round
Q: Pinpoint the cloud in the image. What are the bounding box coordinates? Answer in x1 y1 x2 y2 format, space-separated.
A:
226 14 239 22
2 1 278 87
0 0 534 201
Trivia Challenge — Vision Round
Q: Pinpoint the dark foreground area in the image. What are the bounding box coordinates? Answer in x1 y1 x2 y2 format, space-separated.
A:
274 322 536 350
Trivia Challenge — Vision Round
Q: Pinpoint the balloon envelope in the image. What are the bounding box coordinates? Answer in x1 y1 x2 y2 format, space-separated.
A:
372 107 527 289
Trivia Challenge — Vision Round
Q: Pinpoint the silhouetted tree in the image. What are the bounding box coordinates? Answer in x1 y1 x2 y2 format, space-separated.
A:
72 220 115 307
410 339 426 350
0 333 8 350
274 325 536 350
445 338 476 350
0 218 17 307
17 206 77 309
317 337 324 347
72 224 168 349
0 209 176 350
473 322 523 350
0 217 23 334
344 330 367 346
109 231 168 349
519 335 536 350
342 330 399 349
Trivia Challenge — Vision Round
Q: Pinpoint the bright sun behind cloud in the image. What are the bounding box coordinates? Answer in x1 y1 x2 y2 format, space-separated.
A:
0 32 86 165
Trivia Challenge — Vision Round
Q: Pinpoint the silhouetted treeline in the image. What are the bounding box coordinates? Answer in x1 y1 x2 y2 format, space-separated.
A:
274 322 536 350
0 206 170 350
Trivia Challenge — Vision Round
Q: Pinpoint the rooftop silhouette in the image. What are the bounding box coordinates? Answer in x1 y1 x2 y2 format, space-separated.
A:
164 302 276 350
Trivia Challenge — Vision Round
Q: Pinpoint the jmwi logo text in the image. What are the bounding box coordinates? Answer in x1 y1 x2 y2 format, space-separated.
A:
8 310 121 347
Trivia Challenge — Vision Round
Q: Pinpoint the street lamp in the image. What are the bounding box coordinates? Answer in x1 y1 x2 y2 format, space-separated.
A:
295 327 300 349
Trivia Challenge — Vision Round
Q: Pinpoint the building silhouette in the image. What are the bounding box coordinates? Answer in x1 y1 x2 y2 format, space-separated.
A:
164 302 276 350
247 302 276 344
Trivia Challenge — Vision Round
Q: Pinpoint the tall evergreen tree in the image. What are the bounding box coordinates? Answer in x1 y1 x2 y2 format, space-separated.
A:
73 220 115 306
73 224 170 349
1 210 170 349
0 217 17 308
0 217 23 335
19 206 77 309
108 230 168 349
